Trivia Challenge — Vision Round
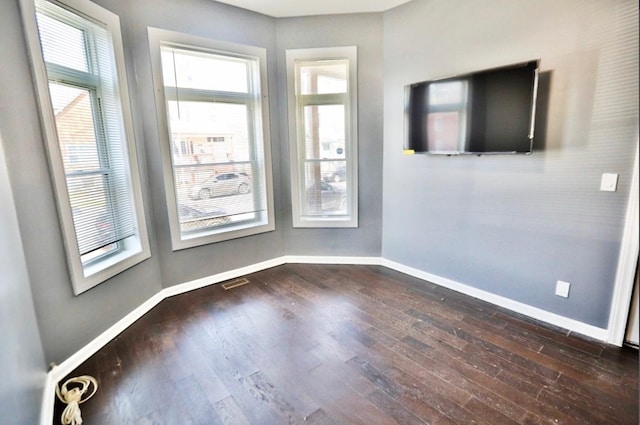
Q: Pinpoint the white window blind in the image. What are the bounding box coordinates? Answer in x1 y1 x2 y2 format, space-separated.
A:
36 1 135 262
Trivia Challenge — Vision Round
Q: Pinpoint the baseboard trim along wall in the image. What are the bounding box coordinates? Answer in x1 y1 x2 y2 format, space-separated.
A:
42 255 611 425
39 371 56 425
380 258 610 342
162 257 288 298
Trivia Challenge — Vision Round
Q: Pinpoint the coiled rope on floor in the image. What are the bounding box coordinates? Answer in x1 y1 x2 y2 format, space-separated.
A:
56 375 98 425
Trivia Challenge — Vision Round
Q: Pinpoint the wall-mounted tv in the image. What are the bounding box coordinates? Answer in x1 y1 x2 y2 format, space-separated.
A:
404 60 539 155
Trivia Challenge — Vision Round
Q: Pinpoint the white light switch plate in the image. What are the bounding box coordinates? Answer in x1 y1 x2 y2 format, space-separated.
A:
600 173 618 192
555 280 571 298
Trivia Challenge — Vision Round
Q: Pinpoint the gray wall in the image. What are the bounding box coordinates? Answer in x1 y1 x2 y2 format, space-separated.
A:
109 0 286 287
382 0 638 327
1 0 164 363
276 14 384 256
0 141 46 425
1 0 384 366
0 0 284 363
3 0 637 403
0 139 45 425
0 5 47 416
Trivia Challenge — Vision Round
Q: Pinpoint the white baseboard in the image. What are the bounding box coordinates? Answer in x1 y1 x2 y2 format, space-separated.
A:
284 255 381 265
607 145 639 346
41 257 291 425
49 290 166 384
41 254 611 425
161 257 288 298
39 371 56 425
44 293 167 425
380 258 610 342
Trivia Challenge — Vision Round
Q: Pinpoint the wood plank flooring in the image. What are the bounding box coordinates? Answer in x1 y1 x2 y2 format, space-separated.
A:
54 264 639 425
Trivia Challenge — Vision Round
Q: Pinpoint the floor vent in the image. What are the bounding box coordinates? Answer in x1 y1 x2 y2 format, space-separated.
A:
221 277 250 290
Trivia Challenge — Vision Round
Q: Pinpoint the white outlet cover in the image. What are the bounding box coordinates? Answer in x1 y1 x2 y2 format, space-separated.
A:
555 280 571 298
600 173 618 192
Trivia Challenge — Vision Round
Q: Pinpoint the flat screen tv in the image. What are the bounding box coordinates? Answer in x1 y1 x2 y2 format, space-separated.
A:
404 60 539 155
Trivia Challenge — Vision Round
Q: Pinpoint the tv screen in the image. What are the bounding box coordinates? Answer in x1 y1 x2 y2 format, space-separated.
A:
405 60 539 155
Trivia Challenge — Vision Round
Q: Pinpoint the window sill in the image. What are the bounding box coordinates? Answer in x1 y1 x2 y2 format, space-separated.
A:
293 216 358 228
171 219 275 251
73 236 150 295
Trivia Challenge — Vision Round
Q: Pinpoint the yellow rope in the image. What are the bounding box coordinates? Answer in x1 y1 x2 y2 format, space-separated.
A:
55 375 98 425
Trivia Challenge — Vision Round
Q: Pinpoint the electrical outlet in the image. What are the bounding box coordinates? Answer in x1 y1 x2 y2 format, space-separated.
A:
600 173 618 192
555 280 571 298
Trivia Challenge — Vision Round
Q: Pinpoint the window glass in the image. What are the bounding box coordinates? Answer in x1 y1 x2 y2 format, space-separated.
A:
36 11 89 72
49 83 101 171
302 163 347 216
303 104 345 160
161 49 248 93
299 61 347 95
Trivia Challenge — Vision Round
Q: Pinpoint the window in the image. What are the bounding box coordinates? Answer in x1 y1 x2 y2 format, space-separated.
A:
148 28 274 250
286 47 358 227
21 0 150 294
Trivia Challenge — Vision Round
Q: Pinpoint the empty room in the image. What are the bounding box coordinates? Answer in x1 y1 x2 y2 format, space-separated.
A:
1 0 638 424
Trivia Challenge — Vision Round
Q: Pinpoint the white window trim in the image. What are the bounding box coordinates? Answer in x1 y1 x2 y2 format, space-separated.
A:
20 0 150 295
286 46 358 228
147 27 275 250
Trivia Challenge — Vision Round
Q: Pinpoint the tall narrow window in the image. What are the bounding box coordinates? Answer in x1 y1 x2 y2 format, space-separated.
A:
286 47 358 227
148 28 274 249
21 0 150 294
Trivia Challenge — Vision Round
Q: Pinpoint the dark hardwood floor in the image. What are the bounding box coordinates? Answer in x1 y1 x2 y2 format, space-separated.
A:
54 264 639 425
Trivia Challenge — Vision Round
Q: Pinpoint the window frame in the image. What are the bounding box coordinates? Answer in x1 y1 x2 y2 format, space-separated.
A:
147 27 275 250
20 0 151 295
286 46 358 228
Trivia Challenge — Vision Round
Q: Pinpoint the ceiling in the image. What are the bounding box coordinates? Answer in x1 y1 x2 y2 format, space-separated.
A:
213 0 413 17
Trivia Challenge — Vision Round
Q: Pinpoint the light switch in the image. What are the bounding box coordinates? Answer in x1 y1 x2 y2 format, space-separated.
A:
600 173 618 192
555 280 571 298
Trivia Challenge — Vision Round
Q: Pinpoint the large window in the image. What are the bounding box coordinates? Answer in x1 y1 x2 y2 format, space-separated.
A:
286 47 358 227
21 0 150 294
148 28 274 250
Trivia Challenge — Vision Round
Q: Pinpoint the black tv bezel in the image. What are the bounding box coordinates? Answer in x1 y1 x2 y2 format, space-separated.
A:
404 60 540 156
